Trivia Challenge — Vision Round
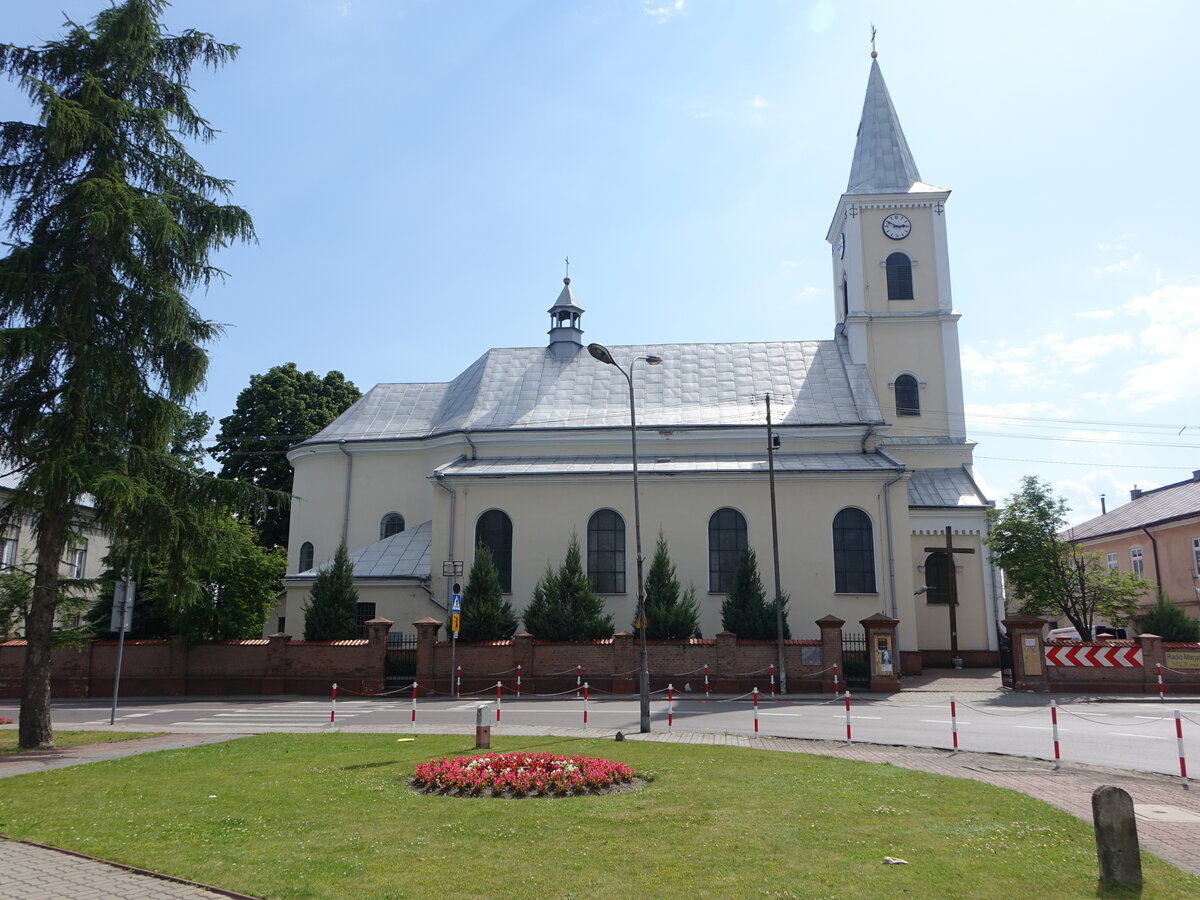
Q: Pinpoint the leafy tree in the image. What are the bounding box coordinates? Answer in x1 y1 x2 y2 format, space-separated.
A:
0 550 90 647
720 546 791 640
303 540 358 641
636 531 701 640
458 543 518 642
211 364 360 548
87 516 285 643
0 0 255 748
522 535 614 641
1138 593 1200 643
986 476 1147 639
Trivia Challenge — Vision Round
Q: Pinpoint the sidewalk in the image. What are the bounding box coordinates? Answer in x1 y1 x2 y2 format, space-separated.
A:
3 711 1200 895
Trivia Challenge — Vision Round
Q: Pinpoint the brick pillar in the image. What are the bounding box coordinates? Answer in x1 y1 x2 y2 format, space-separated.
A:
1003 614 1049 692
816 615 845 693
860 612 901 693
263 632 290 694
513 632 534 692
1138 633 1165 695
364 618 393 694
612 631 636 694
413 616 443 695
714 631 738 693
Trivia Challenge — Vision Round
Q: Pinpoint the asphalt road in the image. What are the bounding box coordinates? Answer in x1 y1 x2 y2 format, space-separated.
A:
5 690 1198 778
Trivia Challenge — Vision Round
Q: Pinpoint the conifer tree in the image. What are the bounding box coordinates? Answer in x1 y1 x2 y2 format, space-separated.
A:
303 541 359 641
523 535 614 641
459 543 518 642
1139 593 1200 643
720 547 791 640
0 1 255 747
637 531 702 639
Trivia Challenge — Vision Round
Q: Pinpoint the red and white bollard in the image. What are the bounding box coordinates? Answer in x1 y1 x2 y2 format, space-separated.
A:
668 683 674 729
455 665 462 698
411 680 417 724
576 665 582 698
583 682 589 726
1050 700 1061 770
495 681 502 722
1175 709 1189 790
950 694 959 751
1158 663 1165 702
844 690 853 742
769 664 776 698
753 687 759 733
704 664 710 698
833 662 840 695
330 682 337 726
516 664 522 697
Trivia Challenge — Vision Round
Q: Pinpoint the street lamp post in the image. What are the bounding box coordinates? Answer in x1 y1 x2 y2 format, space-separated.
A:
587 342 661 734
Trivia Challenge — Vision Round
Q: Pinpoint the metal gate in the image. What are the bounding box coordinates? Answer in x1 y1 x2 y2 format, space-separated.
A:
385 632 417 688
841 631 870 689
997 630 1014 687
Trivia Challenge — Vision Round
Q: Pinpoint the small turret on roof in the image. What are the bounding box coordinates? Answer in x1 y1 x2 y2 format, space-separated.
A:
547 275 585 358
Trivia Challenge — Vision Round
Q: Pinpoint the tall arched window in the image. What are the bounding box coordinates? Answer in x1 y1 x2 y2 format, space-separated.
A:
833 508 876 593
709 508 748 593
298 542 314 573
923 551 951 604
885 252 913 300
894 374 920 416
587 509 626 593
475 510 513 593
380 512 405 539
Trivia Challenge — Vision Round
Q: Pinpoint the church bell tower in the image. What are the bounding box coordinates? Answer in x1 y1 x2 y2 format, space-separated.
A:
827 53 966 442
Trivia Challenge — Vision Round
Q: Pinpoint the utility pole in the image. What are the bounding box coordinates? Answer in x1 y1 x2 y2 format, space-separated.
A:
766 394 786 693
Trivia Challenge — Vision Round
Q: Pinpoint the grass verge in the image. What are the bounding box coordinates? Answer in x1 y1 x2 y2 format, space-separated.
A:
0 730 160 755
0 733 1195 899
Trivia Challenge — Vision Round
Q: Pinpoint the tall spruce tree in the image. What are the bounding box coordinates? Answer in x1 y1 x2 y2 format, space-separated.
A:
637 531 701 640
458 543 518 642
0 1 255 748
303 541 358 641
720 547 791 640
523 535 614 641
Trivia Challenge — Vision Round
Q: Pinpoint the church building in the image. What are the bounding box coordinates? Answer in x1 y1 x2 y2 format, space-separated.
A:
273 54 1003 670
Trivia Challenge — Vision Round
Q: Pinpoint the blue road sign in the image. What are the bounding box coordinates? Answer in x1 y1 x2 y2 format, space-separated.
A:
451 593 462 613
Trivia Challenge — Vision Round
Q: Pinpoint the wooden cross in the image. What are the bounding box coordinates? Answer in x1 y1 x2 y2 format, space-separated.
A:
924 526 975 659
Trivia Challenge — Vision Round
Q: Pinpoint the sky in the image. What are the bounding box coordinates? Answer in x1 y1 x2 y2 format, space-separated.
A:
2 0 1198 526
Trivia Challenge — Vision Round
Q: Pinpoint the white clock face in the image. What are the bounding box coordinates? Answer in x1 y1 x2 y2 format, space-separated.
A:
882 213 911 240
837 232 845 258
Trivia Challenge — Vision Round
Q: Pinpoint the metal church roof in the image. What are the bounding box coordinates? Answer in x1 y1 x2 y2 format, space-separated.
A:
287 521 433 581
435 451 905 479
906 467 991 509
297 338 883 447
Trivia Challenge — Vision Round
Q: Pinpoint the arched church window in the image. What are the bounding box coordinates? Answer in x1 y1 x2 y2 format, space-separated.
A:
923 551 952 604
475 510 513 593
708 508 748 593
833 508 876 593
841 275 849 319
380 512 405 539
885 252 914 300
587 509 626 593
298 542 314 573
894 374 920 417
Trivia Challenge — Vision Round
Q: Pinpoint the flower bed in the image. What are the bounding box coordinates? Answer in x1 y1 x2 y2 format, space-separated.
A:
411 751 637 798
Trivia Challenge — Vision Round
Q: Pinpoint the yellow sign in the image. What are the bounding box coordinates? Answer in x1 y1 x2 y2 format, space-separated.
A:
1165 650 1200 669
451 613 461 633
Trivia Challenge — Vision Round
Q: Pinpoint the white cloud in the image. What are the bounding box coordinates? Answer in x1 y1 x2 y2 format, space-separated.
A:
1117 284 1200 408
643 0 685 19
751 95 766 108
1092 252 1142 275
1041 332 1134 372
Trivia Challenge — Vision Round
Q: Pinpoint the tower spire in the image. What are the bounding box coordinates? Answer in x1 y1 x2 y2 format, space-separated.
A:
845 55 922 194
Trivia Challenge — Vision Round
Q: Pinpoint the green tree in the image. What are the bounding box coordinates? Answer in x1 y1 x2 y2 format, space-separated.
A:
0 550 90 646
986 476 1147 639
303 540 358 641
458 543 518 642
720 546 791 640
0 1 254 748
87 516 285 642
636 531 701 640
1138 593 1200 643
211 364 360 548
522 535 614 641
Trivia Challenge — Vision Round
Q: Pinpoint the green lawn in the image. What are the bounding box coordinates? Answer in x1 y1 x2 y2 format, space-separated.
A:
0 729 159 755
0 733 1195 899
